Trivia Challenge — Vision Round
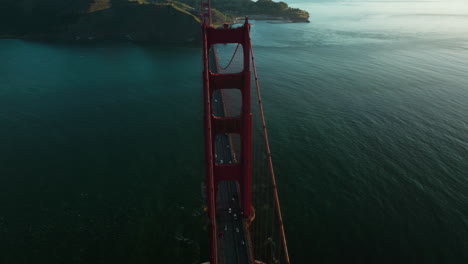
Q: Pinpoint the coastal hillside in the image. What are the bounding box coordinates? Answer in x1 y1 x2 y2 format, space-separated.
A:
180 0 310 22
0 0 309 42
52 4 202 42
0 0 202 42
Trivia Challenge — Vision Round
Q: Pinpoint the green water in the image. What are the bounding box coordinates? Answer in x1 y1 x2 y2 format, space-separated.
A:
1 1 468 263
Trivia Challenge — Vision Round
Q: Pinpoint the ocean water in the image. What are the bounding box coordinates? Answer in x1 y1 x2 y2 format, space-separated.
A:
1 1 468 263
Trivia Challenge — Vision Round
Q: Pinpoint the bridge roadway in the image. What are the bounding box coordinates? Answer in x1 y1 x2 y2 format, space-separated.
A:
210 47 254 264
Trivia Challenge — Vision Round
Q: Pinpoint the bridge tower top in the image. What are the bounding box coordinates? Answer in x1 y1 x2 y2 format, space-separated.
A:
201 2 290 263
201 0 212 25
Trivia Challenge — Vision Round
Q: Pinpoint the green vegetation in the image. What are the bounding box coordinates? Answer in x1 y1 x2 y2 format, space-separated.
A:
180 0 309 22
250 0 309 21
0 0 202 41
0 0 309 41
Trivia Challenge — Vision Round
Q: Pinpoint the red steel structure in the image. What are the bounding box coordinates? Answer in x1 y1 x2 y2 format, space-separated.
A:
202 14 253 264
202 0 290 263
204 24 253 217
201 0 212 25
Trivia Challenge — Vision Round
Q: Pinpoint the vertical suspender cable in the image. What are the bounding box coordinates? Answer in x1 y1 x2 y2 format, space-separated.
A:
249 36 291 264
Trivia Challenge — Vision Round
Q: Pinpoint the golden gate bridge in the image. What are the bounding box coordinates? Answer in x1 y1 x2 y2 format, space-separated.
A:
201 1 290 263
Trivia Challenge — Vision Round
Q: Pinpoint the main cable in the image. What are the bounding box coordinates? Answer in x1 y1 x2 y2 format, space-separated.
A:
249 36 291 264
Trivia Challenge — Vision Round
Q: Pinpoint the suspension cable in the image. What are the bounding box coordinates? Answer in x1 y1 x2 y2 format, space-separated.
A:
249 36 291 264
220 43 241 71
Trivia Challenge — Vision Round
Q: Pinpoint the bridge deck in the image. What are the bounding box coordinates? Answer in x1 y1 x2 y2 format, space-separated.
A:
213 90 253 264
211 46 254 264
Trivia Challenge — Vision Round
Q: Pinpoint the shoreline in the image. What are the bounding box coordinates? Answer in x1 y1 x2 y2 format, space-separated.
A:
0 15 309 42
0 35 25 39
236 15 310 23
